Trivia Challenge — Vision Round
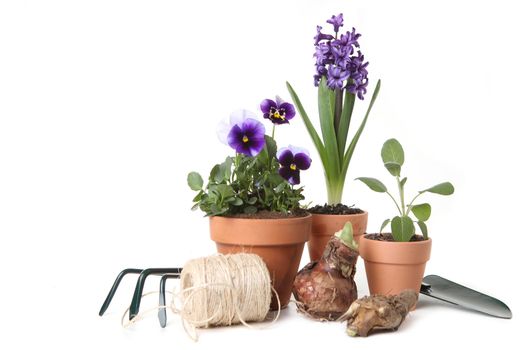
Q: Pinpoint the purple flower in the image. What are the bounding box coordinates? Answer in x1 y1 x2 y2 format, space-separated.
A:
260 96 296 125
326 13 344 33
313 14 369 99
314 26 334 45
327 66 350 90
227 118 266 157
277 146 312 185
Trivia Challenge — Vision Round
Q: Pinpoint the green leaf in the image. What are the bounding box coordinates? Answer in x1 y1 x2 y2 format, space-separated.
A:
417 221 428 239
421 182 454 195
274 182 286 193
318 77 341 177
191 203 199 211
334 222 358 250
215 184 234 199
400 177 408 187
381 138 404 166
355 177 387 193
192 191 204 202
380 218 390 233
384 162 401 177
229 197 243 206
341 80 381 183
244 206 257 214
187 172 203 191
264 135 277 158
286 82 327 166
337 89 356 159
247 197 257 205
391 216 415 242
411 203 431 221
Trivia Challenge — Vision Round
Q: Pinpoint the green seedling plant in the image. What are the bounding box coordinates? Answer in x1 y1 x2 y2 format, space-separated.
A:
356 139 454 242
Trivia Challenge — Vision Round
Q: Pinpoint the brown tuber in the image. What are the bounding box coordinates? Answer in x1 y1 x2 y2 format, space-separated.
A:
342 289 418 337
292 223 359 320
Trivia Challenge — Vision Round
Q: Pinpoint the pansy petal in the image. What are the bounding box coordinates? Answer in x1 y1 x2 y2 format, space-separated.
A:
288 145 310 157
242 118 266 138
227 125 244 150
229 109 258 126
260 99 276 114
249 137 266 157
289 169 301 185
294 152 312 170
277 149 294 166
279 102 296 120
216 118 231 144
278 166 292 182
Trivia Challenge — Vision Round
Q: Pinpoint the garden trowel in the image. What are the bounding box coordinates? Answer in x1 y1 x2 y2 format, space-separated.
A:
420 275 512 319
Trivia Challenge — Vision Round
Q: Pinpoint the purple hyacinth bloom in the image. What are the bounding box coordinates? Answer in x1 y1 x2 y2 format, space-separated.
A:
277 146 312 185
314 26 334 45
313 14 369 99
227 118 266 157
260 96 296 125
327 66 350 90
327 13 344 33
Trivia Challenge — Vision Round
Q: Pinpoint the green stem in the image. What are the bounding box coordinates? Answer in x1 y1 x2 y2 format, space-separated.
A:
271 125 275 139
326 178 345 205
397 176 406 214
405 192 423 216
386 191 403 215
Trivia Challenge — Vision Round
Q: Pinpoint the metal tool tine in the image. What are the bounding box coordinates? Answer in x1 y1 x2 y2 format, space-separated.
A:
158 273 182 328
99 268 143 316
129 268 183 320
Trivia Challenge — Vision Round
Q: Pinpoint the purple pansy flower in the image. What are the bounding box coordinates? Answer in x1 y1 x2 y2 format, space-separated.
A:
217 110 266 156
260 96 296 125
313 14 369 99
326 13 344 33
277 145 312 185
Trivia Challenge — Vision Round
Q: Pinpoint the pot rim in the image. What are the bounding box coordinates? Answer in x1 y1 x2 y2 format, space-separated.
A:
210 212 312 222
309 210 368 218
361 234 432 245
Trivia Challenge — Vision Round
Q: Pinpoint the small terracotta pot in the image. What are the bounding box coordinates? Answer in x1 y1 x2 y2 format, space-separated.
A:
209 214 311 310
308 211 368 261
359 235 432 299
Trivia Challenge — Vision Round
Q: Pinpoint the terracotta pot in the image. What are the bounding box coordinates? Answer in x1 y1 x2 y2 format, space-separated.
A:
308 211 368 261
209 214 311 310
359 235 432 300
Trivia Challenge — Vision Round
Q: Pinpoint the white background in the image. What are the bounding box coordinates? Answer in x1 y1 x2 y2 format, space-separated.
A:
1 0 521 348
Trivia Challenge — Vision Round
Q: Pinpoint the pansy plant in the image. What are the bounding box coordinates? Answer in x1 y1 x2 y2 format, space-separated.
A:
287 13 381 205
356 139 454 242
188 103 311 217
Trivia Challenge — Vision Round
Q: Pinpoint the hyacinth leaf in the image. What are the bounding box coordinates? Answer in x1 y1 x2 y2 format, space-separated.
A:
318 77 341 177
381 139 405 171
341 79 381 180
420 182 455 195
334 222 358 250
337 89 356 159
384 162 401 177
417 221 428 239
380 218 391 233
355 177 387 193
411 203 431 221
187 172 203 191
286 82 327 166
391 215 415 242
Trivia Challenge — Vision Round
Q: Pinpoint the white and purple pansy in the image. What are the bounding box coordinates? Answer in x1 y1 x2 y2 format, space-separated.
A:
277 145 312 185
216 110 266 157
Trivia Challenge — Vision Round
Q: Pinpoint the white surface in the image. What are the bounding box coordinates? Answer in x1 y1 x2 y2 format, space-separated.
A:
0 0 520 349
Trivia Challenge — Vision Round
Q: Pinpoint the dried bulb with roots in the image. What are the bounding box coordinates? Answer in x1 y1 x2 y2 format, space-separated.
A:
292 223 359 320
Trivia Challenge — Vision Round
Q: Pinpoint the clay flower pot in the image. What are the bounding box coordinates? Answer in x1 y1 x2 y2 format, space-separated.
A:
308 211 368 261
359 235 432 298
209 214 312 310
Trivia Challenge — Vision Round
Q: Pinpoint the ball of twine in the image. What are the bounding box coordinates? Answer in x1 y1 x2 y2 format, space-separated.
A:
177 253 275 330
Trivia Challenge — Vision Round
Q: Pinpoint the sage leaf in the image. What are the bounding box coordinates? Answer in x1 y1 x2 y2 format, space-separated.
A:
380 218 390 233
384 162 401 177
381 138 404 166
411 203 431 221
187 172 203 191
391 215 415 242
421 182 455 195
417 221 428 239
355 177 387 193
